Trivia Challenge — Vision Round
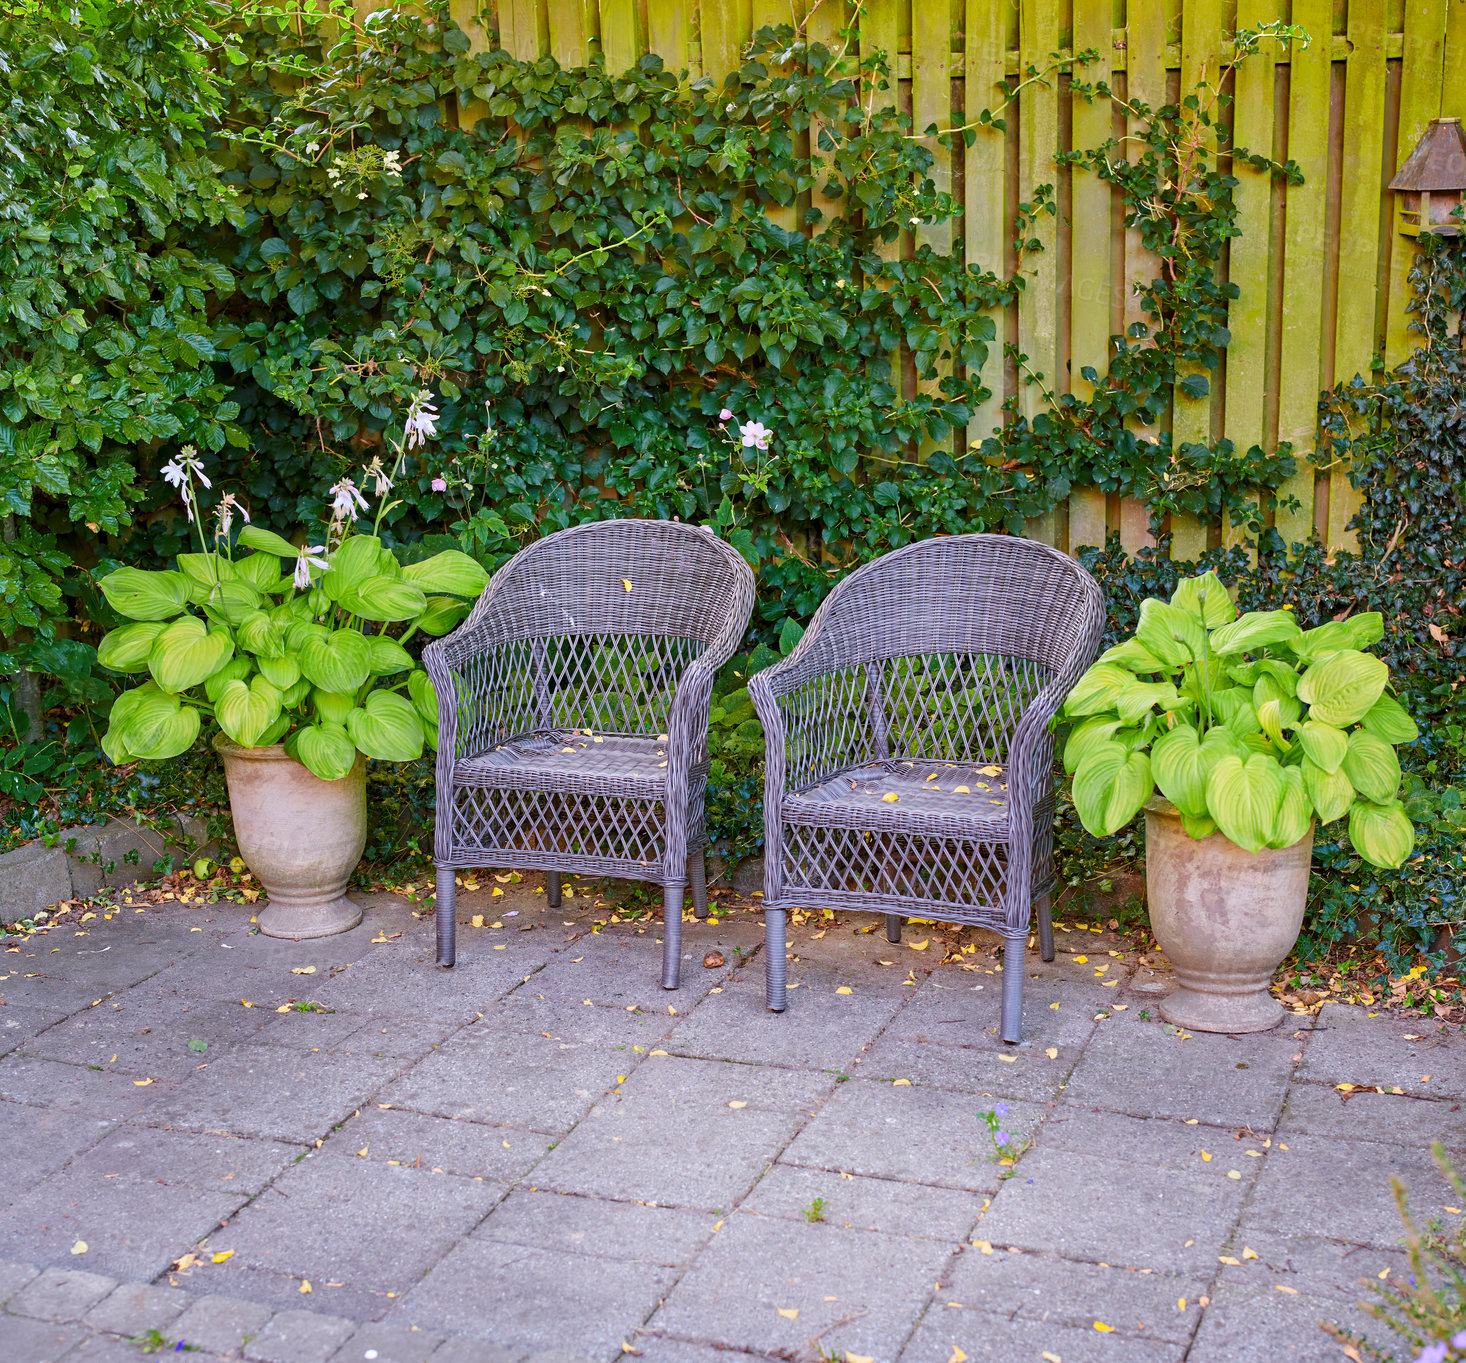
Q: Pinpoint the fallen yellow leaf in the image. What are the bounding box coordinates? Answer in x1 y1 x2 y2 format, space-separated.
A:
1177 1297 1186 1311
471 915 485 928
908 939 929 951
1378 1268 1390 1280
972 1239 993 1254
492 887 503 897
1227 1170 1242 1180
728 1100 747 1109
1242 1247 1258 1259
621 579 633 591
1275 1285 1298 1294
1049 1001 1060 1010
275 1004 290 1013
835 986 853 995
947 1348 967 1363
882 792 899 803
241 999 254 1008
1042 1354 1062 1363
1046 1047 1058 1059
847 1356 875 1363
978 765 1002 775
954 785 971 793
1200 1150 1212 1161
134 1078 154 1087
299 1280 311 1294
212 1250 234 1263
1093 1321 1113 1333
1219 1256 1241 1266
71 1241 88 1255
357 1145 369 1157
290 965 316 975
892 1078 912 1086
776 1307 798 1319
1073 955 1088 963
997 1054 1017 1063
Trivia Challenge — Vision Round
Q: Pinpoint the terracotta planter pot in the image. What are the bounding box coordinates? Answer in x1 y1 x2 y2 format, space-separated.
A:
1144 797 1313 1033
214 736 366 940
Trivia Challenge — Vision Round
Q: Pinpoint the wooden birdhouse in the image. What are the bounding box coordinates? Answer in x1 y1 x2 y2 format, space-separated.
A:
1389 117 1466 237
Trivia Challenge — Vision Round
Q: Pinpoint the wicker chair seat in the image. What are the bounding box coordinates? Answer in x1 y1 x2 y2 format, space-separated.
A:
456 731 694 798
786 758 1015 832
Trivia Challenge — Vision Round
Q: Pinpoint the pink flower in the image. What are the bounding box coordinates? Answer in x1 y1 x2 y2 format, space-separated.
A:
718 407 733 421
431 477 448 492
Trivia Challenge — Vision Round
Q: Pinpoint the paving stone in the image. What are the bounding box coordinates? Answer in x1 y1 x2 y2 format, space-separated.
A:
1281 1081 1466 1150
486 992 675 1048
972 1147 1252 1274
858 1034 1074 1102
183 1263 387 1324
145 1046 404 1143
335 1019 459 1061
1060 1016 1300 1128
214 1152 502 1293
898 1310 1187 1362
629 1340 767 1363
83 1281 193 1335
10 1266 118 1321
323 1107 551 1184
1038 1105 1253 1171
940 1247 1207 1343
0 1314 87 1363
650 1212 952 1359
779 1078 1044 1193
245 1308 356 1363
0 969 103 1015
0 1168 244 1280
663 971 904 1071
740 1163 985 1241
0 1103 114 1199
0 1056 171 1120
421 1338 521 1363
251 1011 378 1052
615 1052 833 1114
1185 1282 1386 1362
70 1127 300 1197
389 1240 675 1357
1210 1230 1412 1302
308 950 545 1025
0 1003 67 1057
520 933 732 1013
1298 1003 1466 1100
168 1293 276 1355
65 1333 212 1363
380 1027 628 1136
0 1257 41 1305
473 1191 714 1266
1239 1133 1459 1248
329 1321 443 1363
131 960 299 1010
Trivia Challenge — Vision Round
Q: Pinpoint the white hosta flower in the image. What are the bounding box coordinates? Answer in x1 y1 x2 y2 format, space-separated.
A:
363 457 393 497
738 420 772 451
294 545 329 590
403 390 440 449
161 447 211 490
329 478 369 520
214 493 250 536
160 459 187 489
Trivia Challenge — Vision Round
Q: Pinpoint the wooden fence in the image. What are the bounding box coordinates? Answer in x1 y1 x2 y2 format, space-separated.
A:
415 0 1466 559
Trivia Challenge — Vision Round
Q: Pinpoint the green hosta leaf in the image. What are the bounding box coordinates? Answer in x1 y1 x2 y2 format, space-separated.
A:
1298 720 1348 774
1272 766 1311 848
1212 688 1261 736
366 636 414 675
204 657 252 703
402 550 489 598
215 676 284 748
1150 725 1225 821
285 721 359 782
1199 726 1247 762
285 619 327 654
148 617 234 694
407 669 438 726
1302 757 1354 824
414 596 470 637
1348 798 1415 869
1205 753 1286 854
1097 639 1169 673
322 535 384 601
108 683 201 762
238 610 286 658
1341 728 1401 804
1063 717 1121 774
1298 649 1389 727
312 689 357 725
238 526 300 558
1360 693 1419 744
281 678 311 707
339 576 428 623
1135 598 1206 667
1207 610 1302 656
1061 663 1134 718
256 652 301 690
177 554 235 588
1256 697 1298 751
1241 732 1277 757
345 690 424 762
1071 740 1152 838
298 630 371 694
233 553 287 593
1114 680 1183 725
98 621 167 673
1170 571 1236 628
195 578 264 626
1290 612 1385 663
259 714 292 747
1180 811 1218 839
100 568 191 622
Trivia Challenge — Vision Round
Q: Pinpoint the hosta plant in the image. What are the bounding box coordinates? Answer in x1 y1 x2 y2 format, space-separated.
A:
1059 571 1417 868
97 393 485 781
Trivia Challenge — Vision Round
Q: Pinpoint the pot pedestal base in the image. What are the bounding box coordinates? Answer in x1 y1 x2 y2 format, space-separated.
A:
257 895 362 941
1158 981 1284 1034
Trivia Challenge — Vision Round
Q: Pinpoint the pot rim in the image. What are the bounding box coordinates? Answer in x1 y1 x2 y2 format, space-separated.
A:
1144 792 1314 853
212 734 292 761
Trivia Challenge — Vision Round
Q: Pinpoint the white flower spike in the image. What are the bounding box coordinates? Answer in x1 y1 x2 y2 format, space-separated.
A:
329 478 369 521
403 390 440 449
293 545 329 590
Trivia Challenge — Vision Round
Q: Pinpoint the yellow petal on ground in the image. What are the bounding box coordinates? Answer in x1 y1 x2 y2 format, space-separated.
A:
299 1280 311 1294
471 915 484 928
892 1078 912 1086
925 773 938 781
290 966 316 975
978 765 1002 775
835 986 853 995
1242 1247 1258 1259
947 1349 967 1363
1073 955 1087 963
1046 1047 1058 1059
1378 1268 1391 1280
622 579 633 591
1227 1170 1242 1180
276 1004 290 1013
212 1250 234 1263
847 1356 875 1363
134 1078 154 1086
492 887 503 896
728 1100 748 1109
1177 1298 1187 1311
972 1239 994 1254
357 1145 369 1157
1093 1321 1114 1333
881 793 899 803
776 1307 798 1319
1275 1285 1299 1294
1101 979 1119 987
1218 1256 1241 1266
997 1055 1017 1063
954 785 971 793
1336 1083 1355 1092
241 999 253 1008
70 1241 88 1255
1049 1002 1060 1010
908 939 929 951
1200 1151 1212 1161
1042 1354 1062 1363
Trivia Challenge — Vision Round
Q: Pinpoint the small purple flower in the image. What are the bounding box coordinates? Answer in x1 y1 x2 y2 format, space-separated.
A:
993 1102 1009 1118
431 477 448 492
718 407 733 421
1453 1332 1466 1350
994 1130 1011 1146
1415 1343 1448 1363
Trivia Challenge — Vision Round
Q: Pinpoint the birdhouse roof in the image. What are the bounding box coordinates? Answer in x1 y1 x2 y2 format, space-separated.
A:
1389 118 1466 191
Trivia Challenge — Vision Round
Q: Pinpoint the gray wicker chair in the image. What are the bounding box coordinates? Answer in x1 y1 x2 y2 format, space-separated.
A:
425 519 755 989
749 534 1103 1042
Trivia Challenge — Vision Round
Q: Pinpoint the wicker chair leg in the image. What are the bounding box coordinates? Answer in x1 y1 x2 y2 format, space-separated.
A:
1000 936 1026 1044
435 866 456 969
1036 892 1055 963
546 872 562 909
661 882 685 990
690 850 709 921
765 908 787 1012
884 914 903 944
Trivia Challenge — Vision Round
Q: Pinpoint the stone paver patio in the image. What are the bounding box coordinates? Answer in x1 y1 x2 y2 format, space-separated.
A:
1 877 1462 1363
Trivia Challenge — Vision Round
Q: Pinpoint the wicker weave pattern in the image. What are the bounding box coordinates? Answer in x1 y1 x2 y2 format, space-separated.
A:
426 520 755 988
750 533 1103 1041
